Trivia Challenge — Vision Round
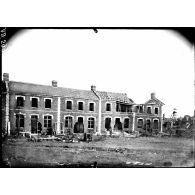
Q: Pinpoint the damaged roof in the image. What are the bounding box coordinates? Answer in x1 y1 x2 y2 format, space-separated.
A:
145 97 165 106
95 91 135 104
9 81 99 100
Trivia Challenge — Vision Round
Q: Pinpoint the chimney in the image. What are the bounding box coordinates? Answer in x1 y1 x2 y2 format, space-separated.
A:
91 85 96 91
52 80 58 87
3 73 9 81
151 92 156 99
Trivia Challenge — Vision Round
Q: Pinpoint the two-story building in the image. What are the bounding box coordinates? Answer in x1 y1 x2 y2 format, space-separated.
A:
133 93 164 133
1 73 164 136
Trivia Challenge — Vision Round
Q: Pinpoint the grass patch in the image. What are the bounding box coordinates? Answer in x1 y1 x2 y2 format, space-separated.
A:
2 136 194 168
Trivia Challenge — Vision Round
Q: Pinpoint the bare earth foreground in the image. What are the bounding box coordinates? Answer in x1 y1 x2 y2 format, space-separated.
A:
2 136 195 167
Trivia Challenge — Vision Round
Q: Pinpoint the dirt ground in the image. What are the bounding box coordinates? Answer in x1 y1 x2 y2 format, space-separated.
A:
1 135 195 167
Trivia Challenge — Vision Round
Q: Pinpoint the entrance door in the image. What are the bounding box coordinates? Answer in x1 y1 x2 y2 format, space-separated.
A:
74 117 84 133
31 115 38 133
105 118 111 130
114 118 122 130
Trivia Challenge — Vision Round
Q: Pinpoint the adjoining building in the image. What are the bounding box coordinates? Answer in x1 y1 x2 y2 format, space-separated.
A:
1 73 164 135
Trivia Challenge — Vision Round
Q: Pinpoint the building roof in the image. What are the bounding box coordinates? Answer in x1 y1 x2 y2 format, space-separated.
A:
8 81 99 100
95 91 135 104
145 97 165 106
8 81 135 104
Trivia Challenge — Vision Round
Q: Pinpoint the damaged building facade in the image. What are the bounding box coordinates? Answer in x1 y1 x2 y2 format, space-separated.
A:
1 73 164 135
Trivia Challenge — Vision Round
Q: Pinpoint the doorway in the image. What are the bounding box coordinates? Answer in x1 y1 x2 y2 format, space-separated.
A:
114 118 122 130
74 117 84 133
31 115 38 134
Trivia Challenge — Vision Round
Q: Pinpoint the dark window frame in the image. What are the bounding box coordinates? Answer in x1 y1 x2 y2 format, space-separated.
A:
89 102 94 111
45 99 51 109
137 119 144 128
66 100 72 110
17 96 24 107
16 114 25 128
153 120 159 129
124 118 129 128
155 107 158 115
106 103 111 111
65 116 73 128
31 97 38 108
78 101 84 110
105 117 111 129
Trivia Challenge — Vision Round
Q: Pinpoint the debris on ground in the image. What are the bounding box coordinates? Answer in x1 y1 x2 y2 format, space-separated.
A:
126 161 152 166
123 132 139 138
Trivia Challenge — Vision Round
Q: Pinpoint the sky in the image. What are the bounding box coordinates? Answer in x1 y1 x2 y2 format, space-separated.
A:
2 29 194 117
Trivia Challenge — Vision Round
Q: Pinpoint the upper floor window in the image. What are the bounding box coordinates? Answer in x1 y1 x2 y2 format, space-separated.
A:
106 103 111 111
89 102 94 111
116 103 120 112
45 99 51 109
78 102 84 111
139 106 143 113
31 97 38 108
66 101 72 110
155 107 158 115
16 96 24 107
147 107 152 114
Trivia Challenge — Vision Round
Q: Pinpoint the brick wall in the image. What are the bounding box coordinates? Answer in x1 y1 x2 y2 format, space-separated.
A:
8 92 99 134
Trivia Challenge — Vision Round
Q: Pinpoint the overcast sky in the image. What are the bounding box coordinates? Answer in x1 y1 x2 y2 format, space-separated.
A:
2 29 194 117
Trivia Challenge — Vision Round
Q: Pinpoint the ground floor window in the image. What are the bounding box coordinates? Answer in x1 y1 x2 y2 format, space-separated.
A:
65 116 73 128
88 117 95 129
44 115 52 128
153 120 159 129
137 118 144 128
16 114 24 129
105 117 111 130
124 118 129 128
146 119 151 130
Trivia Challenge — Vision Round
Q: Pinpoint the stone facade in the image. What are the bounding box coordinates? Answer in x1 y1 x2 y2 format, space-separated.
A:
1 73 164 135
